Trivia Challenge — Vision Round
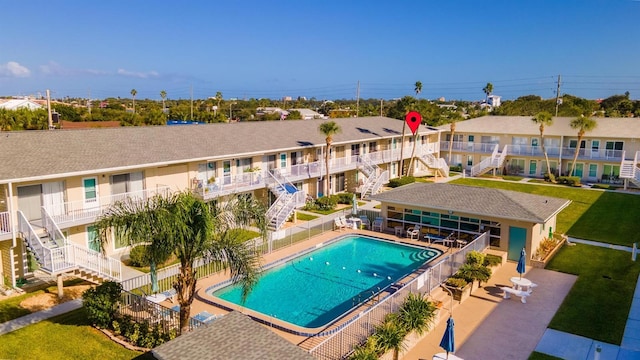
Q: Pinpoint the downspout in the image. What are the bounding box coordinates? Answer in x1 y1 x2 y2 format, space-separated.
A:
558 136 564 176
8 181 16 287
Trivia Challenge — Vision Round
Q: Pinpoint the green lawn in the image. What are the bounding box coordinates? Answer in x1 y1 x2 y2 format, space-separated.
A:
293 212 319 221
0 307 148 359
528 352 563 360
451 178 640 246
0 278 88 323
545 244 640 344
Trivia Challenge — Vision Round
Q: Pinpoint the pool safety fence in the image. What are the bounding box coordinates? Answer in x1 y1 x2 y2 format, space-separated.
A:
117 291 206 335
308 232 490 360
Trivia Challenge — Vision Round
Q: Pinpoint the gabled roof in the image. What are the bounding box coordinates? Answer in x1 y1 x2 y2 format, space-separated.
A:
152 311 316 360
0 116 439 183
436 115 640 139
371 183 570 223
0 99 44 110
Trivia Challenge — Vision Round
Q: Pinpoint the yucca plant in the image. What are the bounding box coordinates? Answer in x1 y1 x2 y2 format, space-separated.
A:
372 314 407 360
349 337 379 360
398 292 437 335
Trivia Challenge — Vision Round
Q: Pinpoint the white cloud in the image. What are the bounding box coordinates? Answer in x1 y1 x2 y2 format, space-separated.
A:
117 68 159 79
40 61 107 76
0 61 31 77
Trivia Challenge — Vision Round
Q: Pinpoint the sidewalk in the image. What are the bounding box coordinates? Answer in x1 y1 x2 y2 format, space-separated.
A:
0 298 83 336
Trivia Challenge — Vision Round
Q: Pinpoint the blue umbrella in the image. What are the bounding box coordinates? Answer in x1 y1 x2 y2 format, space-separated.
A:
517 247 526 279
439 316 455 358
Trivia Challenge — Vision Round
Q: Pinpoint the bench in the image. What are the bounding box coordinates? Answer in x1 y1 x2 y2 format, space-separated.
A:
500 286 531 303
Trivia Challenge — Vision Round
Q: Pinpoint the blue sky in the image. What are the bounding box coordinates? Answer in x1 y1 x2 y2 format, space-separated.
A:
1 0 639 101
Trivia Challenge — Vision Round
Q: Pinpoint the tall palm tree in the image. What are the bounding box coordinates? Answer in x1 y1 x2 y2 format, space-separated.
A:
531 111 554 176
160 90 167 112
318 121 341 196
215 91 223 111
482 82 493 104
95 192 266 334
414 81 422 97
569 115 597 177
130 89 137 114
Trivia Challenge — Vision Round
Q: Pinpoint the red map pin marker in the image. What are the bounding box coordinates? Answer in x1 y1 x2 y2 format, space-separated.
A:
405 111 422 134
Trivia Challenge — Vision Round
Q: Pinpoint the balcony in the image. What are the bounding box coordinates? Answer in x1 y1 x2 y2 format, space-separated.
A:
440 141 499 154
0 211 11 240
46 186 172 227
560 148 624 161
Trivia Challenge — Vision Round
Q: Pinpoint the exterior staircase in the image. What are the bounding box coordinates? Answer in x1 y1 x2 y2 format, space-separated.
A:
417 148 450 178
359 155 391 199
620 151 640 187
17 209 122 283
470 145 508 177
265 169 306 231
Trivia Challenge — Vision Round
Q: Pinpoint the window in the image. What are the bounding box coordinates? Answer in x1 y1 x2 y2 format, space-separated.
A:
279 153 286 168
508 159 525 174
467 155 473 166
351 144 360 156
334 173 346 192
369 142 377 152
588 164 597 177
468 135 474 142
480 136 499 144
83 178 98 204
236 158 253 173
591 140 600 151
531 138 539 147
605 141 623 151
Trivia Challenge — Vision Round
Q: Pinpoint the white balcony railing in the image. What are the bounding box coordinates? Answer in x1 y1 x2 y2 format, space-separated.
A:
48 186 171 226
0 211 10 235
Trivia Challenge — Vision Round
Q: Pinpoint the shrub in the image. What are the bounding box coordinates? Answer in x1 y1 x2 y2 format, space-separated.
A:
83 281 122 328
349 338 379 360
333 192 354 205
445 277 468 288
557 176 581 186
483 254 502 267
465 251 485 266
534 236 561 260
315 196 337 211
128 245 150 267
457 264 492 290
449 165 463 173
397 292 437 335
388 176 415 188
544 172 556 183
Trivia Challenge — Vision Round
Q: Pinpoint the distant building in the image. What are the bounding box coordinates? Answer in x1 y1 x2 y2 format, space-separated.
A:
288 108 326 120
0 99 44 110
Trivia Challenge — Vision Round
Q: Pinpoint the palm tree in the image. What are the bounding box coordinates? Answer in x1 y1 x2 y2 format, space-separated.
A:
373 314 407 360
531 111 554 176
160 90 167 112
130 89 137 114
318 121 341 196
215 91 223 112
482 82 493 104
414 81 422 97
95 192 266 334
398 292 437 335
569 115 597 177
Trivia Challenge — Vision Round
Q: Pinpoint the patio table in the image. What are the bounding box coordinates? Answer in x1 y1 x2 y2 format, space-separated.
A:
510 277 533 291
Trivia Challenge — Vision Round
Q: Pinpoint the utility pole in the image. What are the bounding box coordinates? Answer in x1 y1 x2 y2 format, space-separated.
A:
87 88 91 116
190 84 194 120
355 80 360 117
380 99 383 116
46 89 53 130
555 75 561 117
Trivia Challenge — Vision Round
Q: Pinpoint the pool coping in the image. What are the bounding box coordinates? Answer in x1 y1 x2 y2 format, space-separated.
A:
198 234 443 337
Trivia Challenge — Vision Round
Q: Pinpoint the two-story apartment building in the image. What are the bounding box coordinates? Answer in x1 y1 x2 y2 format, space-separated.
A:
0 116 448 287
438 116 640 187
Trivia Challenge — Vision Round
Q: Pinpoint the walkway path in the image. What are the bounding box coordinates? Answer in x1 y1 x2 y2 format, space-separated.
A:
0 298 82 336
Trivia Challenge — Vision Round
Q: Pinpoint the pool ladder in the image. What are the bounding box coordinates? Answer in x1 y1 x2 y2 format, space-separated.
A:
352 287 382 307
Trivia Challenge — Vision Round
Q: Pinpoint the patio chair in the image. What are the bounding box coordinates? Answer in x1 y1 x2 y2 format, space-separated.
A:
334 217 346 231
372 217 384 232
193 311 218 323
339 216 353 229
161 288 177 303
359 215 371 230
406 225 421 240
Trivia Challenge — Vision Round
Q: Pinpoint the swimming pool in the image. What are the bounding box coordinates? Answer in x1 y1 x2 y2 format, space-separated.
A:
207 235 442 329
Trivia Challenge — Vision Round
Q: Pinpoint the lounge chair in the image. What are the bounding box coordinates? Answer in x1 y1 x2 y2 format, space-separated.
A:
334 217 346 231
406 225 421 240
161 288 177 303
340 216 353 229
193 311 218 323
372 217 384 232
359 215 371 230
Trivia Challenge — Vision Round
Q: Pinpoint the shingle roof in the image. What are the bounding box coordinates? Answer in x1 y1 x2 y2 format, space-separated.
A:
0 116 438 182
152 311 316 360
370 183 570 223
436 115 640 138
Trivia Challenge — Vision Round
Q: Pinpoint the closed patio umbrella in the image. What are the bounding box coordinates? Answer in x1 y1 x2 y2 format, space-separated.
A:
517 248 526 279
439 316 455 359
150 261 159 294
351 193 358 216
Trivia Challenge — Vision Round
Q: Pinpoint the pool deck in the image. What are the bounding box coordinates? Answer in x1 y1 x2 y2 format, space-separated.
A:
172 227 454 346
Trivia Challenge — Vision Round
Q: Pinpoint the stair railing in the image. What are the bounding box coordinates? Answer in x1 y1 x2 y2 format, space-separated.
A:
18 211 56 272
68 243 122 281
470 144 499 177
371 170 390 196
41 207 68 248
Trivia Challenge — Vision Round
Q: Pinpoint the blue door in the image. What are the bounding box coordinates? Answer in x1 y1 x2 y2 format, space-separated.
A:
508 226 527 261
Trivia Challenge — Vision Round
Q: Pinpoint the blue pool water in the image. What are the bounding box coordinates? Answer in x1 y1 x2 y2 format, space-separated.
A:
209 235 441 328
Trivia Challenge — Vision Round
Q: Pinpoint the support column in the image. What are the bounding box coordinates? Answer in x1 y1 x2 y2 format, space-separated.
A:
57 274 64 299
